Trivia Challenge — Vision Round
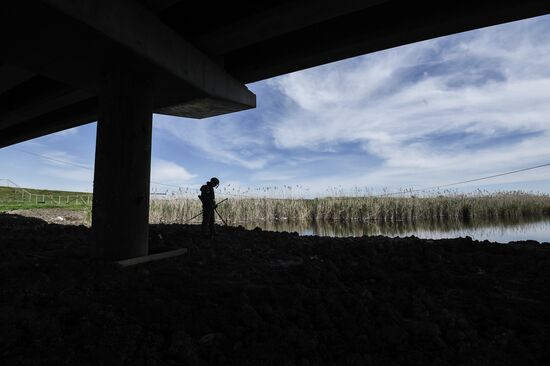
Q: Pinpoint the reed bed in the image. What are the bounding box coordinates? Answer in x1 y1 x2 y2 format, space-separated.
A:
149 190 550 224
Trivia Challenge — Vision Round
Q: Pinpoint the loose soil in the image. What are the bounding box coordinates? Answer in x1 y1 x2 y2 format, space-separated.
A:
1 213 549 365
3 208 88 225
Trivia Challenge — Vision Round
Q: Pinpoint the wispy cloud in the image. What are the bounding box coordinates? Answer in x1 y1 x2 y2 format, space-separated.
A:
106 15 550 194
154 113 272 170
42 167 93 184
262 16 550 191
38 149 92 169
151 158 196 183
51 126 80 137
36 149 94 188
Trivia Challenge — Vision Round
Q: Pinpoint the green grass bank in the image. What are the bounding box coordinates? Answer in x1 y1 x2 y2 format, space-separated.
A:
0 186 91 211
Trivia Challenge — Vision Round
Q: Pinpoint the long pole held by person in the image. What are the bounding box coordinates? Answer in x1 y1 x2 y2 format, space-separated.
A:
185 198 228 223
214 206 228 226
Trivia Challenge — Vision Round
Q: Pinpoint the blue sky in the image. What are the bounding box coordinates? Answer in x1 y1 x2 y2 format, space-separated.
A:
2 15 550 197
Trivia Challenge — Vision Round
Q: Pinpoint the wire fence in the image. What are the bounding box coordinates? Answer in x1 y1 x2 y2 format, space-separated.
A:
0 179 92 207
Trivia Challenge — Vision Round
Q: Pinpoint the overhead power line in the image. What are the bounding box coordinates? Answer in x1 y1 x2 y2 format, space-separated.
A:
149 181 196 189
382 162 550 196
11 146 196 191
12 147 92 170
9 146 550 198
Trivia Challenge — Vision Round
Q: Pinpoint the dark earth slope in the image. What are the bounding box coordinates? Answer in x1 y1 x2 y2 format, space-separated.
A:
1 213 549 365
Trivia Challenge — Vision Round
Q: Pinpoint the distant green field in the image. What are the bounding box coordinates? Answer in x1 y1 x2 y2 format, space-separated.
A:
0 185 92 211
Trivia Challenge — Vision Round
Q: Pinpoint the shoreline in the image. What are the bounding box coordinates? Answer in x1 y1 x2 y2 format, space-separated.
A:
1 213 549 365
2 208 550 244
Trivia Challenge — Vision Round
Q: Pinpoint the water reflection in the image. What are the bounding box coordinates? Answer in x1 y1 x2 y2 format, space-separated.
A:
241 217 550 243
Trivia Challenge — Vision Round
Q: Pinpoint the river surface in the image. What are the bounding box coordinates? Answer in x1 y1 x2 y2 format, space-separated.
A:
242 218 550 243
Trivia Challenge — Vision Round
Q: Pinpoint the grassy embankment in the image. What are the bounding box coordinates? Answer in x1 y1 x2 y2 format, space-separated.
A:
149 190 550 224
0 186 91 211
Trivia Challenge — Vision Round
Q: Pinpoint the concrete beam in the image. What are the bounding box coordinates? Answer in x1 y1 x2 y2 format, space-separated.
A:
226 0 550 83
0 79 91 130
192 0 388 56
0 64 34 95
38 0 255 116
141 0 182 14
0 98 96 148
0 1 254 120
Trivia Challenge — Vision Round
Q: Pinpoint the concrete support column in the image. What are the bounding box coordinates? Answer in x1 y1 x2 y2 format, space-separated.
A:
92 72 152 260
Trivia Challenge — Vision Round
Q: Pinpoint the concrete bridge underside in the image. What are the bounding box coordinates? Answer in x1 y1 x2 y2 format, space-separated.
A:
1 0 549 260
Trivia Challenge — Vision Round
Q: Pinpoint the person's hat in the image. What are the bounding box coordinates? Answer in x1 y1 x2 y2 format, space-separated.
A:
210 177 220 186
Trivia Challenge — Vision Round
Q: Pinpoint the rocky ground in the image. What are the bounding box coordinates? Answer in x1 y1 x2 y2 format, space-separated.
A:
1 213 549 366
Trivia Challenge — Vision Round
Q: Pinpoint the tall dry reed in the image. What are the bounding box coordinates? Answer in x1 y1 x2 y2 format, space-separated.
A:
149 190 550 224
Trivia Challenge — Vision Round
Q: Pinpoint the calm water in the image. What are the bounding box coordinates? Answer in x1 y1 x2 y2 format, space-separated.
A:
242 218 550 243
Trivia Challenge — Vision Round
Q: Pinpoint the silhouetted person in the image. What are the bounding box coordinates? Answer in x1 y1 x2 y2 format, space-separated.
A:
199 177 219 237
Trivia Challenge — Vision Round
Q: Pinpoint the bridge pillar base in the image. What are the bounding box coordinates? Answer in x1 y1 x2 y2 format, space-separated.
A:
92 72 152 260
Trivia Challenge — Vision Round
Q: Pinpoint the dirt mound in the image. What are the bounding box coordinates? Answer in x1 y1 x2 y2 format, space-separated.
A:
1 213 549 365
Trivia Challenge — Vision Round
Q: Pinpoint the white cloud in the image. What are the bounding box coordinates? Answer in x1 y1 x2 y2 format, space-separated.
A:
43 167 93 183
143 16 550 195
34 149 94 186
51 127 79 137
153 115 270 170
265 16 550 191
251 170 295 182
151 158 196 183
